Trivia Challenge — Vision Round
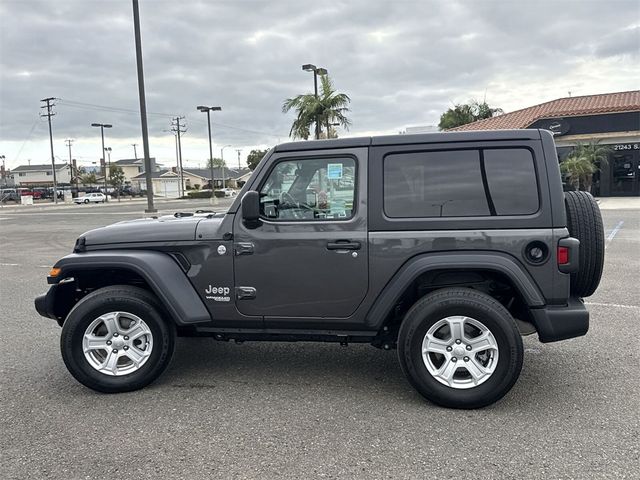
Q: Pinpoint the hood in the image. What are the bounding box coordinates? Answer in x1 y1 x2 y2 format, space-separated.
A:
81 213 225 246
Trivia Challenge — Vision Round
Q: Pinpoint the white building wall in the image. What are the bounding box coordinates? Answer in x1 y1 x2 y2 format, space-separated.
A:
14 166 72 185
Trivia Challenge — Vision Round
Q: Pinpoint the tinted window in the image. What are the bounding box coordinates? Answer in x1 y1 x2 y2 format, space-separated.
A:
384 150 490 217
484 149 539 215
259 157 356 221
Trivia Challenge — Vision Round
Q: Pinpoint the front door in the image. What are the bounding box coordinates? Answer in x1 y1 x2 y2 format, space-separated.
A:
610 151 640 196
233 148 368 327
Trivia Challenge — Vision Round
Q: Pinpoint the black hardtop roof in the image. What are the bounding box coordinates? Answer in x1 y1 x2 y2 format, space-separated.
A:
274 129 542 152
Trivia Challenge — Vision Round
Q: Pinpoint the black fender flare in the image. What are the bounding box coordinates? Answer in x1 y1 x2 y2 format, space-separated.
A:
51 250 211 325
365 251 545 329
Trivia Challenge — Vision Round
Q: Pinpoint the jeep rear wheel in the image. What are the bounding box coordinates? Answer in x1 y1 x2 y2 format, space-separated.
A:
398 288 523 409
60 285 175 393
564 191 604 297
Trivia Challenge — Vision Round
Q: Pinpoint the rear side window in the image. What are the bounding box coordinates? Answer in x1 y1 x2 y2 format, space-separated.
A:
384 150 489 217
383 148 539 218
483 149 539 215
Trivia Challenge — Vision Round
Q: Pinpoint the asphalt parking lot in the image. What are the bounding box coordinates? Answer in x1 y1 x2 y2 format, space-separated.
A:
1 199 638 479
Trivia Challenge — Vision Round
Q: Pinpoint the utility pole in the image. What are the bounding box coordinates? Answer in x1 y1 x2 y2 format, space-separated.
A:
171 117 186 198
40 97 58 204
236 149 242 169
132 0 156 213
131 143 138 159
65 139 77 195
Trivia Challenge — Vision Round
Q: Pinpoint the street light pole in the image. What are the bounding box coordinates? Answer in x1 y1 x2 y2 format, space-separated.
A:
221 144 231 189
91 123 112 198
302 64 328 140
131 143 138 159
132 0 156 214
197 105 222 205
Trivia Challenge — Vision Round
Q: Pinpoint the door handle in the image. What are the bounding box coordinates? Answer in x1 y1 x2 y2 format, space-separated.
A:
326 240 361 251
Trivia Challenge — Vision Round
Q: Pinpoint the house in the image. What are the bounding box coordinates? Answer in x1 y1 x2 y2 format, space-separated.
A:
181 167 252 190
450 90 640 197
12 163 72 186
113 158 158 184
131 169 180 198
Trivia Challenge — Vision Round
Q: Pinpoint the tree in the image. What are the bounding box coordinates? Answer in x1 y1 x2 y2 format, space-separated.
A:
246 149 268 170
282 74 351 140
560 141 611 192
206 157 225 168
108 165 126 201
438 99 503 130
80 172 97 187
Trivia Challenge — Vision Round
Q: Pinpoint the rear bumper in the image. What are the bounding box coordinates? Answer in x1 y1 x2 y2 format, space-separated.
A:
530 297 589 343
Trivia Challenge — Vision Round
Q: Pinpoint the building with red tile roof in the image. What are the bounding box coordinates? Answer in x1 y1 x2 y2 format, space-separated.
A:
450 91 640 196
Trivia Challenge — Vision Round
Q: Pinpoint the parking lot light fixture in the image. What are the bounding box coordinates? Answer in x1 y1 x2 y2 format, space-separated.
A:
197 105 222 205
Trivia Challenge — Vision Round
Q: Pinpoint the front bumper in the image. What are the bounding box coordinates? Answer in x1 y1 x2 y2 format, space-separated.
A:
35 284 67 326
529 296 589 343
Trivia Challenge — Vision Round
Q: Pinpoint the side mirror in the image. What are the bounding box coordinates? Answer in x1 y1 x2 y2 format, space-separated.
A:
241 190 260 223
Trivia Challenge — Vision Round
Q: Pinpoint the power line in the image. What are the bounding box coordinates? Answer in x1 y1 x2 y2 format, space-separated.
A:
57 97 286 138
58 98 175 118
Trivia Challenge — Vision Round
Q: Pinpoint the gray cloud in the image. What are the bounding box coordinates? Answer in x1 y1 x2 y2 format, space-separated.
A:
1 0 639 165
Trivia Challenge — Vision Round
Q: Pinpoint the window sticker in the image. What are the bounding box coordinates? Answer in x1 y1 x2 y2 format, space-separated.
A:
327 163 343 180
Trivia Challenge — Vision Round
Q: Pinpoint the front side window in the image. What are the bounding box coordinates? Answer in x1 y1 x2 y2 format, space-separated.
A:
259 157 356 220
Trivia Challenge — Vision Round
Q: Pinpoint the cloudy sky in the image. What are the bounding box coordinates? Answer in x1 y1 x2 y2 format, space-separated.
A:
0 0 638 170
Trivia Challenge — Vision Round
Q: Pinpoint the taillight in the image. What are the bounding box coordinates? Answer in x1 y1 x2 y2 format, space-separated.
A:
557 238 579 273
557 246 569 265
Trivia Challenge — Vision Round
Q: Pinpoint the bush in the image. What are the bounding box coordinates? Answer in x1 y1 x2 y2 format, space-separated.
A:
187 191 212 199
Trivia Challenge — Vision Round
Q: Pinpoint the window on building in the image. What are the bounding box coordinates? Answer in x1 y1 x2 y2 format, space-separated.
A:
259 157 356 221
383 148 539 218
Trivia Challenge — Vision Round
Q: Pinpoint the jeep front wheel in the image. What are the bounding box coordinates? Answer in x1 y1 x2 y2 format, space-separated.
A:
397 288 523 409
60 285 175 393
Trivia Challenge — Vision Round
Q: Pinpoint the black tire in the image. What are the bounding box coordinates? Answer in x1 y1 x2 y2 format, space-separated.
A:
397 288 523 409
564 191 604 297
84 199 89 204
60 285 175 393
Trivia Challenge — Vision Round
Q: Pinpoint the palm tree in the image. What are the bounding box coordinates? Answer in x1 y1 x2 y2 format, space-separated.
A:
282 75 351 140
560 141 611 191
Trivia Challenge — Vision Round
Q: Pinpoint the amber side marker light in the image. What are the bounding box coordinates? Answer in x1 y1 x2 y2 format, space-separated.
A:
49 267 62 277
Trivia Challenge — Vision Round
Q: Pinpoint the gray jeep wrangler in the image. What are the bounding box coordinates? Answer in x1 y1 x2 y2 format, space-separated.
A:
35 129 604 408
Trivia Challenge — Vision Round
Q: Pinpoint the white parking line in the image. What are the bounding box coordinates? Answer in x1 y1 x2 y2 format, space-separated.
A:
586 301 640 310
605 220 624 249
0 263 54 268
0 211 145 216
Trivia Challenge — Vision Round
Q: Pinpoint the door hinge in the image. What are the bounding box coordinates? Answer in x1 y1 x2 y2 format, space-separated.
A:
234 242 254 256
236 286 256 300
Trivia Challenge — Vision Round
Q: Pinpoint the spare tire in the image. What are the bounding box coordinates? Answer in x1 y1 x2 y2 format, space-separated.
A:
564 191 604 297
